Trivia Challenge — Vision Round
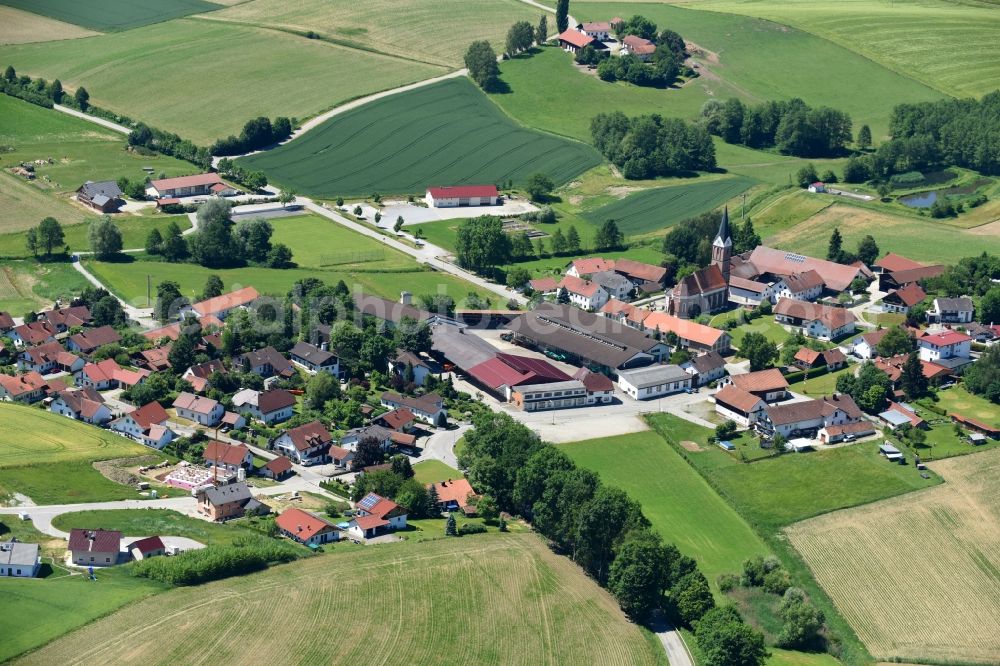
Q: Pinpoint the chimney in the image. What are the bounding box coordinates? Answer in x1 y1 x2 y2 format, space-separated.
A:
400 291 412 305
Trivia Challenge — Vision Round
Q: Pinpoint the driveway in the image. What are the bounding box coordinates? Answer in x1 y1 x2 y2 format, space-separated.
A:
0 496 199 538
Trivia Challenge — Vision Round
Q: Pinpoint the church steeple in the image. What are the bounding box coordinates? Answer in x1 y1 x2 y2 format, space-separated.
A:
711 207 732 284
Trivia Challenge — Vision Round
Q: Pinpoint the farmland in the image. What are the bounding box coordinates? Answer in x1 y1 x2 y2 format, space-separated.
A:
0 20 444 144
16 533 666 666
0 259 92 314
582 177 755 236
239 77 603 198
204 0 543 68
0 5 97 44
561 431 770 590
0 0 224 31
269 214 415 271
787 448 1000 664
0 214 192 257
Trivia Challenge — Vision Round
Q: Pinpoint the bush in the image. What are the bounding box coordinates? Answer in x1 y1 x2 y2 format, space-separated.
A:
129 536 299 585
717 573 739 592
458 522 487 536
763 567 792 595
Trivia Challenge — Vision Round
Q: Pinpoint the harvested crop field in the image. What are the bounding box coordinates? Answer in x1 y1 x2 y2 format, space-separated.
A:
0 5 97 44
239 77 603 198
17 533 664 666
0 0 224 32
582 176 754 236
786 449 1000 664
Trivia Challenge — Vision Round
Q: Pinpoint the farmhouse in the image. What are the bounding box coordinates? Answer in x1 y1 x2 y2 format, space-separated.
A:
640 311 731 354
273 421 333 466
149 172 226 198
722 368 789 402
190 286 259 321
276 508 342 546
577 19 619 41
196 481 269 521
110 401 175 449
17 342 83 374
621 35 656 61
918 330 971 363
881 282 926 314
288 341 340 376
128 536 165 561
0 540 40 577
173 392 224 426
682 351 727 386
232 388 296 424
388 349 433 387
772 270 824 303
590 271 633 301
757 394 864 440
76 180 124 213
728 276 774 308
557 29 602 53
558 275 610 311
68 528 121 566
202 441 253 473
774 299 856 340
234 346 294 379
424 185 499 208
874 353 953 384
348 492 408 540
926 297 974 324
875 253 944 291
733 245 871 294
0 371 48 403
714 385 767 427
429 478 475 513
380 391 446 426
666 210 732 319
617 364 692 400
50 387 112 425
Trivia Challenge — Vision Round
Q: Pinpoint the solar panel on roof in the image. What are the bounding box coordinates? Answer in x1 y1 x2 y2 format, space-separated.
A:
358 494 380 511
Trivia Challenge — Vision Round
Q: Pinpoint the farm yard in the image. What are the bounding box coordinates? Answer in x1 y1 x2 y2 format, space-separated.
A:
786 448 1000 664
0 0 226 32
239 78 602 198
0 20 444 144
0 5 97 44
14 533 666 666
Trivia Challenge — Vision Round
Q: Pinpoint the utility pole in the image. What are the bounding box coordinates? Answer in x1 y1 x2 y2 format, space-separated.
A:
742 193 747 220
147 274 151 308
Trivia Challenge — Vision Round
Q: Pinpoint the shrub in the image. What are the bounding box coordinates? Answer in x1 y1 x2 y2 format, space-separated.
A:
717 573 739 592
129 536 299 585
458 522 487 535
762 568 792 595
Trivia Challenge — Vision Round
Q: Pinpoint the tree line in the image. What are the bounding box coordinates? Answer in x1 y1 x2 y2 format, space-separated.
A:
591 111 716 179
210 116 294 156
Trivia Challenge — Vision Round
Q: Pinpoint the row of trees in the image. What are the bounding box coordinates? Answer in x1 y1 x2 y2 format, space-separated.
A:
702 97 853 158
591 111 716 179
210 116 294 156
127 122 212 171
826 228 880 266
216 157 268 192
2 65 87 110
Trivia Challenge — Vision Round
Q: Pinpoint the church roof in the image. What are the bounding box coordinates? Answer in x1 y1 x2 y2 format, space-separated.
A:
713 207 732 248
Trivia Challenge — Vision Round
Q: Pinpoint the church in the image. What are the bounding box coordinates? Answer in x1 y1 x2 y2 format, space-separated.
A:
665 208 732 319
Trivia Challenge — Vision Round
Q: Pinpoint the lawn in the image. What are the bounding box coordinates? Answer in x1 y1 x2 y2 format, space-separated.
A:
786 449 1000 664
560 431 770 591
0 94 194 232
692 0 1000 99
205 0 543 69
20 533 666 665
269 214 414 271
238 77 603 198
51 509 253 546
709 312 788 349
0 214 192 257
933 385 1000 429
581 176 755 237
0 20 444 144
0 5 97 45
0 0 224 31
411 459 462 485
0 259 92 314
786 366 854 398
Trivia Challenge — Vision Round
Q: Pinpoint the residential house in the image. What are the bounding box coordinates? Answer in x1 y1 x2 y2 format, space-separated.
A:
340 424 393 453
817 420 877 444
424 185 499 208
617 364 692 400
528 277 559 295
574 368 616 404
9 321 57 347
276 508 342 546
288 341 340 376
388 349 433 387
714 385 767 427
577 19 618 41
0 311 15 333
774 299 856 340
682 351 727 386
881 283 926 315
558 275 610 311
874 354 953 386
128 536 166 561
757 394 864 440
612 259 668 290
232 388 296 425
962 322 999 344
376 408 415 432
273 421 333 466
567 257 616 279
918 330 972 363
66 325 120 355
17 342 83 374
641 311 731 354
68 528 121 566
380 391 447 426
428 478 475 513
260 456 293 480
136 346 171 372
557 29 601 53
792 348 847 372
196 481 269 521
38 306 90 332
203 441 253 473
172 392 224 426
76 180 124 213
348 492 408 540
850 328 890 360
182 359 226 393
722 368 788 402
78 359 149 391
875 253 944 291
327 445 355 469
0 541 40 577
590 271 633 301
110 401 175 449
927 297 974 324
148 172 226 198
621 35 656 60
0 371 47 403
50 387 112 425
772 271 824 303
234 346 294 379
189 286 259 321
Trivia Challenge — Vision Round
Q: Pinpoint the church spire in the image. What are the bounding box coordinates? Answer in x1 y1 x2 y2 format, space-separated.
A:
713 206 732 248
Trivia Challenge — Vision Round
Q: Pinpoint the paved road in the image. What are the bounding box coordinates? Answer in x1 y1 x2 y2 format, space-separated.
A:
415 425 469 469
651 611 696 666
53 104 131 135
0 497 199 538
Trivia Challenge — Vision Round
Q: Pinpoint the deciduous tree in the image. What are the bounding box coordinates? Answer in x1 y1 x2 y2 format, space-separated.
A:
464 41 500 91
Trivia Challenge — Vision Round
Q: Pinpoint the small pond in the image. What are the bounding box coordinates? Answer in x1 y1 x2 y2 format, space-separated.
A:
898 178 991 208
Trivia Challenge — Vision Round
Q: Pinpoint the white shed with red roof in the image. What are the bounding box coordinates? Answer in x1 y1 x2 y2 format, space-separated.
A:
425 185 499 208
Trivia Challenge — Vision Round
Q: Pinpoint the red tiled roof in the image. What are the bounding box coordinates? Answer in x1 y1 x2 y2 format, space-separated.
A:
173 391 220 415
729 368 788 393
775 298 856 330
794 348 823 366
642 312 726 347
574 367 615 393
558 274 602 298
130 536 164 554
150 172 222 192
529 277 559 293
623 34 656 54
276 508 337 541
282 421 332 452
557 29 595 49
130 401 169 430
426 185 498 199
352 514 388 530
39 306 90 328
0 371 46 397
69 325 120 352
674 264 727 296
429 478 475 508
143 322 182 341
779 269 824 293
745 246 870 292
378 408 415 431
886 282 927 308
263 456 293 475
203 440 250 467
0 311 13 330
715 385 764 413
138 346 171 369
257 388 296 414
55 388 106 419
571 257 615 275
919 330 971 347
68 528 121 554
192 286 259 317
13 321 56 346
875 253 925 273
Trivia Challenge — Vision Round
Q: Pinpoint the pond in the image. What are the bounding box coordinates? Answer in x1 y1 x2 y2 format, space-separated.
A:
898 178 991 208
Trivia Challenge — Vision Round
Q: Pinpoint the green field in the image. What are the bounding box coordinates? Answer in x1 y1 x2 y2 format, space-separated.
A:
269 214 414 271
933 385 1000 429
51 509 253 546
411 459 463 485
786 366 854 397
0 214 191 258
561 431 769 590
0 5 98 45
0 94 193 232
17 533 666 665
582 177 755 236
0 0 223 31
688 0 1000 99
0 259 91 314
239 77 603 198
206 0 543 69
0 20 444 144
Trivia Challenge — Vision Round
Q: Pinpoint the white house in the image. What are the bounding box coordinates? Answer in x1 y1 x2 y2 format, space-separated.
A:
850 329 889 360
380 391 447 427
578 20 616 41
172 392 224 426
682 351 727 386
590 271 633 301
774 299 855 341
617 364 692 400
728 276 774 308
50 388 112 425
918 330 971 362
347 493 408 540
558 275 610 311
388 350 433 387
926 297 974 324
424 185 499 208
757 394 863 440
807 182 826 193
0 541 41 578
772 271 824 303
273 421 333 466
232 388 296 425
288 341 340 376
714 385 767 427
110 402 174 450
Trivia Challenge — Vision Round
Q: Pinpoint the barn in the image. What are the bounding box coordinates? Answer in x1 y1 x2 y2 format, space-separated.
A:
424 185 499 208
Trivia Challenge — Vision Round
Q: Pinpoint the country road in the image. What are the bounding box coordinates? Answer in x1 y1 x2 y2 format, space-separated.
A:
53 104 130 135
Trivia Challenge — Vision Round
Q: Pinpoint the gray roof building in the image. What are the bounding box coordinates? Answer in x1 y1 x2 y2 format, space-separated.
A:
0 540 40 569
617 364 689 389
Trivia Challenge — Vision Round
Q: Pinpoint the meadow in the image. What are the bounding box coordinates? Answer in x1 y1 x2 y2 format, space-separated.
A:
0 215 192 257
932 385 1000 429
0 20 444 144
51 509 253 546
688 0 1000 99
0 0 224 31
561 431 770 590
582 176 755 236
269 214 414 271
17 533 666 666
204 0 543 68
411 459 463 485
0 5 96 44
0 259 91 314
786 448 1000 664
239 77 603 198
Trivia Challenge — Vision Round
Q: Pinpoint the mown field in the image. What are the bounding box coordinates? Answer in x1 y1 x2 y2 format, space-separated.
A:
204 0 542 68
411 460 463 485
0 214 192 257
582 176 754 236
561 431 770 591
239 77 603 198
0 0 224 31
0 20 444 144
0 5 97 44
933 385 1000 429
269 214 414 271
0 259 91 314
684 0 1000 99
16 533 666 666
51 509 253 546
787 448 1000 664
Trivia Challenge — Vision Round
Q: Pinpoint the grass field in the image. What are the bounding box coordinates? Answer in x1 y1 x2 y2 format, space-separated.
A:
686 0 1000 99
239 77 602 198
0 214 191 257
933 385 1000 429
709 311 788 349
17 533 666 666
269 214 414 271
204 0 543 68
0 20 444 144
0 5 97 44
0 259 93 315
786 366 854 397
411 460 463 485
0 0 224 31
51 509 253 546
786 448 1000 664
582 177 755 236
0 94 193 232
561 431 770 591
